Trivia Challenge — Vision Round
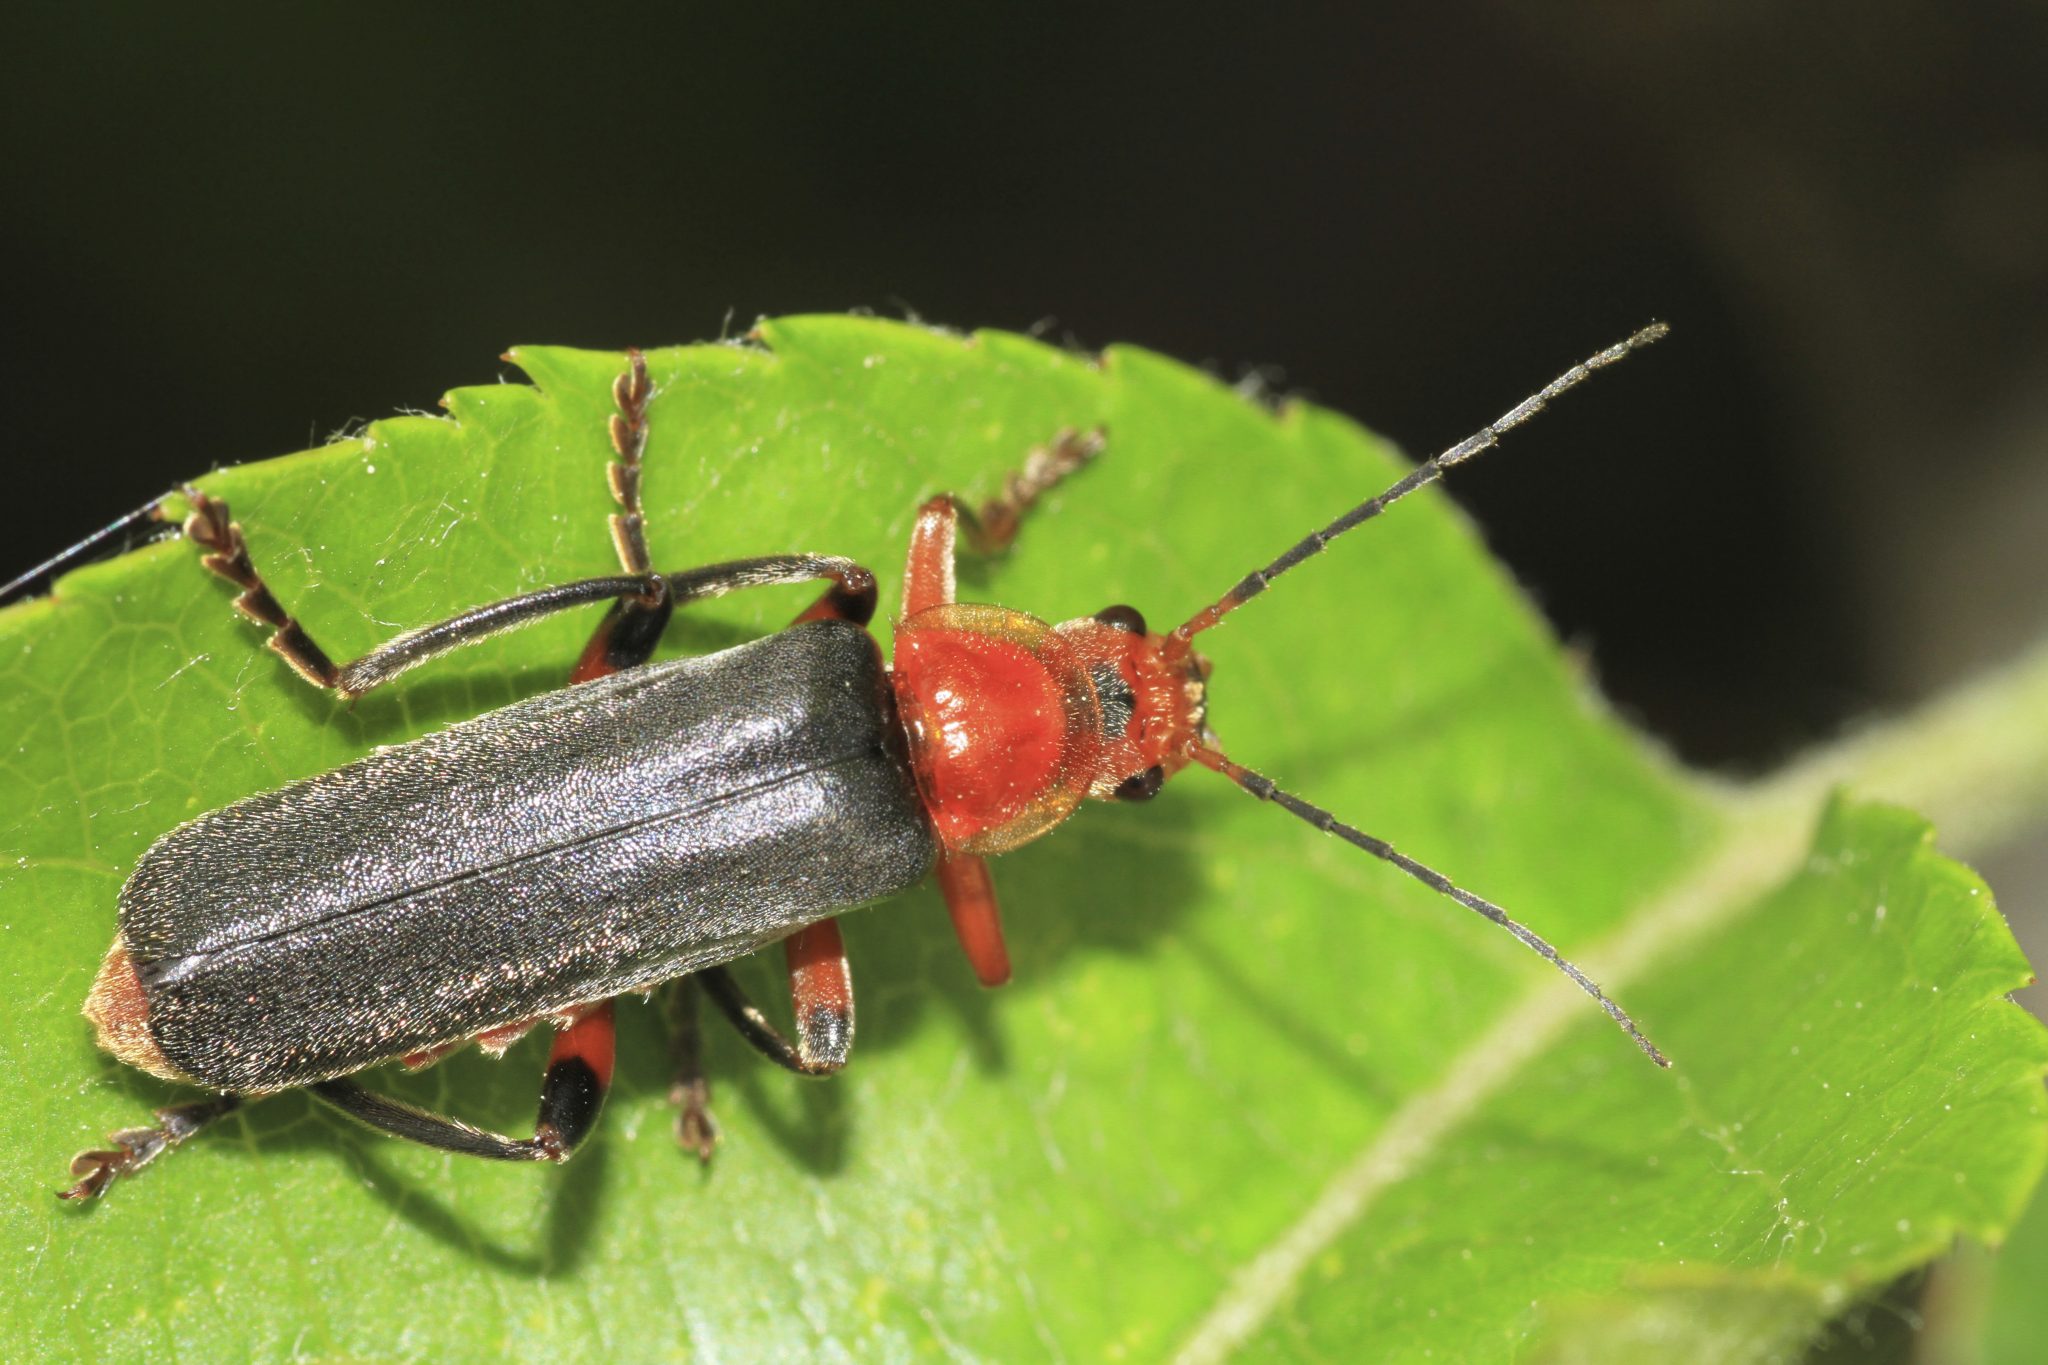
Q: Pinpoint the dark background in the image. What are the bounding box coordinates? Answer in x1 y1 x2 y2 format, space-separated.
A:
5 7 2046 1357
7 2 2046 777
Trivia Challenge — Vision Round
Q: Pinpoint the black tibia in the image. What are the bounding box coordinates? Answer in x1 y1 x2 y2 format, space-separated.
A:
310 1080 552 1161
329 575 669 697
183 482 873 699
607 348 655 576
182 487 342 690
308 1060 609 1164
698 964 853 1077
335 557 874 695
958 427 1107 555
663 556 873 611
59 1093 244 1202
665 975 719 1162
308 1002 616 1162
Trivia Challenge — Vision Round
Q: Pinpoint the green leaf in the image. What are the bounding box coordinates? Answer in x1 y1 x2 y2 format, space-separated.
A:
2 317 2042 1361
1972 1160 2048 1361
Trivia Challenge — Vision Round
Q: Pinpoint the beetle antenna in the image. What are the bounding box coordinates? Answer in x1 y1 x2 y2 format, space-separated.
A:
0 495 175 608
1189 745 1670 1067
1167 323 1668 653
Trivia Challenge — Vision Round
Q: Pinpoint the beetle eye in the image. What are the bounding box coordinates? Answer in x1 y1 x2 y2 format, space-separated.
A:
1094 604 1147 635
1112 766 1165 802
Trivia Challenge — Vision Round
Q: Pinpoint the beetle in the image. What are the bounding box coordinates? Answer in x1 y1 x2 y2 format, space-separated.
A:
54 325 1670 1201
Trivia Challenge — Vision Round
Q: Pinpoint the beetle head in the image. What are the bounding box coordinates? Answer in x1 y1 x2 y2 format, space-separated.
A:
1050 604 1210 804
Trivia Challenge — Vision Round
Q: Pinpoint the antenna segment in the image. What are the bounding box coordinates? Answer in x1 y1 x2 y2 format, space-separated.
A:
0 497 171 607
1170 322 1669 650
1191 747 1669 1066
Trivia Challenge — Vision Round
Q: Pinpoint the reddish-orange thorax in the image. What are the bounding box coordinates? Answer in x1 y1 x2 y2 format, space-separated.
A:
889 602 1209 856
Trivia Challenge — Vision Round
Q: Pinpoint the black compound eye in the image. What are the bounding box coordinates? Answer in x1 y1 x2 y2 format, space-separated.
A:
1094 604 1147 635
1112 765 1166 802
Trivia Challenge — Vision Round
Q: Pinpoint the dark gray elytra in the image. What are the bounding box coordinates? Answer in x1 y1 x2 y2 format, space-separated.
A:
120 620 936 1092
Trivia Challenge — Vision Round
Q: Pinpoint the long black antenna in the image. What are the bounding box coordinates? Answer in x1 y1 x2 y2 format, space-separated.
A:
1192 747 1670 1067
1170 323 1669 650
0 496 173 608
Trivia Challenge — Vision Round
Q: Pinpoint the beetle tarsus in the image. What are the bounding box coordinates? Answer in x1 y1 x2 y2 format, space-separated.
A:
58 1094 244 1202
180 486 343 690
60 1130 164 1201
607 347 655 576
961 426 1108 556
664 974 722 1163
671 1076 721 1164
532 1124 573 1164
571 347 671 684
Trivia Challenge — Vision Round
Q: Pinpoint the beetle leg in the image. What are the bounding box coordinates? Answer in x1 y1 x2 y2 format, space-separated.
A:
531 1001 617 1158
606 348 654 577
935 852 1012 987
58 1093 245 1201
698 925 856 1078
570 350 677 683
581 347 883 669
901 494 960 617
181 486 667 699
358 558 878 696
664 975 720 1161
181 488 344 690
186 497 870 700
899 434 1100 973
960 426 1108 555
782 920 856 1070
308 1001 616 1163
663 922 858 1160
901 426 1106 618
